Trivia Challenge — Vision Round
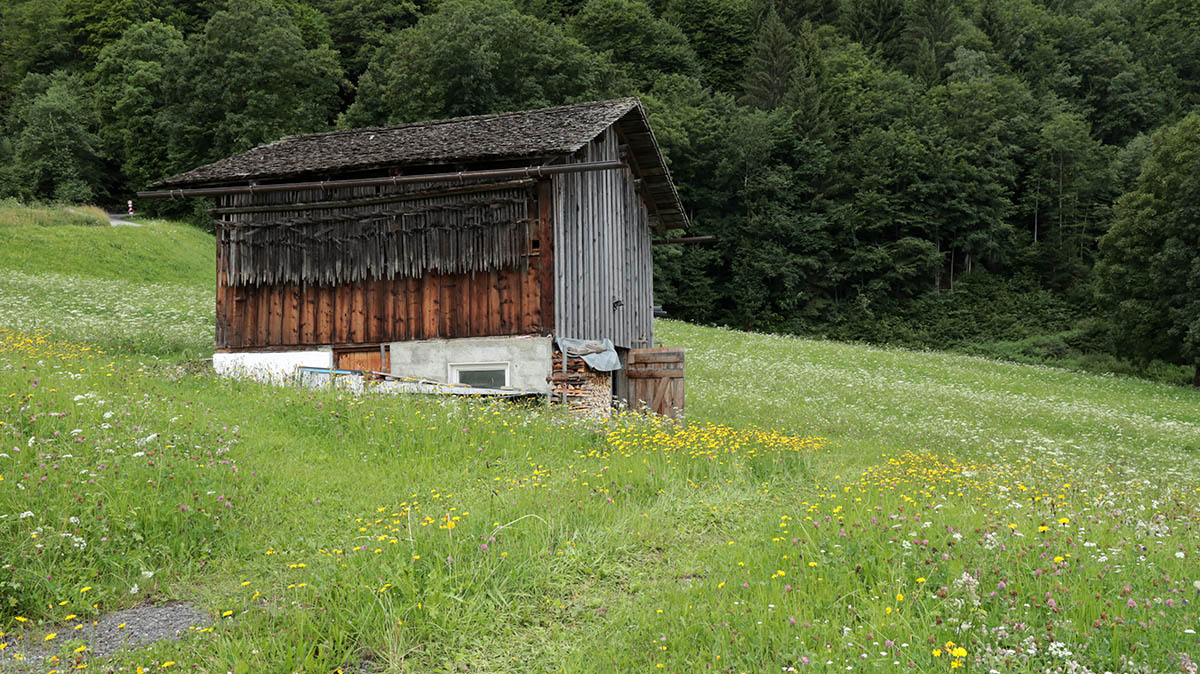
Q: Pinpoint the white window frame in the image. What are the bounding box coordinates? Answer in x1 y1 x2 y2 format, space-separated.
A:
448 362 510 388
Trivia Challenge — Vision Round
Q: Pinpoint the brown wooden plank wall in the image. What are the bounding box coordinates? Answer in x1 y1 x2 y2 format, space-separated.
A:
215 267 542 349
551 128 654 349
213 186 545 350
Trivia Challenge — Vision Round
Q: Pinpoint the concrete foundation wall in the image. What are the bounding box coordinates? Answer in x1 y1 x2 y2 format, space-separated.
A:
389 336 553 392
213 350 332 384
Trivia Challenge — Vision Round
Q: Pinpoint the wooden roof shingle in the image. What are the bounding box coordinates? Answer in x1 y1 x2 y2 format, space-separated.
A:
152 98 687 228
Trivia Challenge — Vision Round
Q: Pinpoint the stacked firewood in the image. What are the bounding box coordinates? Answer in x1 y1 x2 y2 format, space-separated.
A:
548 350 612 416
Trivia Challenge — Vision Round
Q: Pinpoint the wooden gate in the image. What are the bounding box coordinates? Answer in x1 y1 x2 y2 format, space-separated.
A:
627 348 684 418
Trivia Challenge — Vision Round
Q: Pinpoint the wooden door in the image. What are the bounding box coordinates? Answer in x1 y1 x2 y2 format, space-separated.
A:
627 348 684 418
335 347 386 373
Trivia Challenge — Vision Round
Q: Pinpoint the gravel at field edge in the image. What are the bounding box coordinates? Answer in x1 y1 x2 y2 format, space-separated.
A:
0 602 208 672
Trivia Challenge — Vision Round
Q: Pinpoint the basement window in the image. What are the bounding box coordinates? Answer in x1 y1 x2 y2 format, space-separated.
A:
448 362 510 389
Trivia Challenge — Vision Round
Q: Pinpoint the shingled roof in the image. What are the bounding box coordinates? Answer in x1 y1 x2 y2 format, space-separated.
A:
152 98 687 228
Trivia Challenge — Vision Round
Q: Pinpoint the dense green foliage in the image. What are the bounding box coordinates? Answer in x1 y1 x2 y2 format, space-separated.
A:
2 0 1198 378
342 0 614 126
1096 113 1200 386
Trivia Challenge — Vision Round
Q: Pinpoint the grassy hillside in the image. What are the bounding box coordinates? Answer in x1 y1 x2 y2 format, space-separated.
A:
0 204 215 359
0 201 214 285
2 210 1200 673
662 320 1200 462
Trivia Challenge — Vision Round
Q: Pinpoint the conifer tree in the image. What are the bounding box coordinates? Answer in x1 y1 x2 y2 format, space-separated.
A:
902 0 961 84
840 0 904 61
741 8 796 109
782 20 830 143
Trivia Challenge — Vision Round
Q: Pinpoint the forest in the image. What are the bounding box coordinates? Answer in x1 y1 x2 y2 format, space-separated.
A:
1 0 1198 383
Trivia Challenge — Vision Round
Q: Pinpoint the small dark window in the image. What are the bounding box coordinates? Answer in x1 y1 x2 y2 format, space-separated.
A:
450 363 509 388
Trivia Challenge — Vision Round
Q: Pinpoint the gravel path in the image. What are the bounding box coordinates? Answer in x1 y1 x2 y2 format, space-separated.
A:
107 212 141 226
0 602 207 672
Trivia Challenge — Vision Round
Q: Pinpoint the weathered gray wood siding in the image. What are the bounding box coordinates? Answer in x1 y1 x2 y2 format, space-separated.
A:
552 128 654 349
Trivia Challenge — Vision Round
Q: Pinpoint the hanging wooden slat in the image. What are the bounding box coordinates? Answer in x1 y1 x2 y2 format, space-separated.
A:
219 185 534 287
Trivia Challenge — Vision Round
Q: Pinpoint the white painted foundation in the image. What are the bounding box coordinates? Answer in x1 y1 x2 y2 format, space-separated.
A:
213 350 332 384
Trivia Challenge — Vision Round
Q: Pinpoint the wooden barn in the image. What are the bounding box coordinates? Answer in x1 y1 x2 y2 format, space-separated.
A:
141 98 687 416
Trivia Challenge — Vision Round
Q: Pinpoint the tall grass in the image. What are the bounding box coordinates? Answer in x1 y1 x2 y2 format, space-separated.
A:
0 270 212 360
0 199 109 228
0 329 825 672
2 212 1200 672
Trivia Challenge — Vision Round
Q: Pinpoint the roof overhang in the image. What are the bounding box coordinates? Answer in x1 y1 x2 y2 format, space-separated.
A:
147 98 689 230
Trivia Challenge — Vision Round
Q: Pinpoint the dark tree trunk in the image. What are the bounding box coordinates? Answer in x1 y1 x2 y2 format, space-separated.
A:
1194 363 1200 388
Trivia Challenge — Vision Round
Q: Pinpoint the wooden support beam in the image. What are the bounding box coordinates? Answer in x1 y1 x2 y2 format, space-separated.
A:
208 179 535 215
138 161 627 199
652 236 716 245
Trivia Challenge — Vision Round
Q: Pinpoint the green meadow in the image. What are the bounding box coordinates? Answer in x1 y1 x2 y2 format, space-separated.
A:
2 207 1199 673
